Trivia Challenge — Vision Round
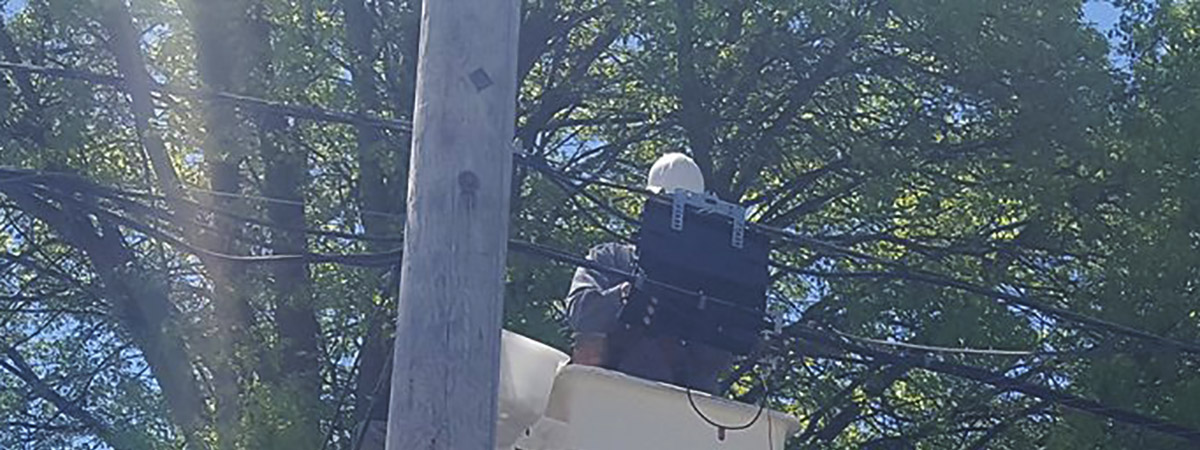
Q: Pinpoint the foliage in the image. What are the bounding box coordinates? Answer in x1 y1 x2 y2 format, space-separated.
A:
0 0 1198 449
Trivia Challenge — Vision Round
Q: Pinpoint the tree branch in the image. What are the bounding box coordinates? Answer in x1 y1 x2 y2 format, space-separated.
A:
1 346 118 446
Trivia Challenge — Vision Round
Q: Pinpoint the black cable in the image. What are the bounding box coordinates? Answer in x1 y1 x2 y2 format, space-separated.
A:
510 160 1200 358
8 167 1200 360
534 165 636 244
513 210 1200 444
789 322 1200 446
9 50 1200 446
10 165 1200 360
507 239 761 317
828 327 1052 358
2 167 406 244
8 170 1200 444
684 370 769 437
775 262 1200 357
514 153 643 228
13 57 1196 360
0 61 413 133
0 62 1180 345
9 181 403 267
513 153 655 198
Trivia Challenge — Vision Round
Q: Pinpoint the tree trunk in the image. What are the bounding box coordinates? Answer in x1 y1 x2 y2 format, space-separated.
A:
340 0 409 439
183 0 264 446
2 186 207 441
95 1 214 438
259 113 323 444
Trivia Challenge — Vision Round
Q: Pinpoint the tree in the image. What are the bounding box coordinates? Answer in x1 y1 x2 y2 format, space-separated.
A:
0 0 1198 449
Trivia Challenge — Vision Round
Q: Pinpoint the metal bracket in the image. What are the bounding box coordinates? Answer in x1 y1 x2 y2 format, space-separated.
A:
667 189 748 248
732 213 745 249
671 193 686 232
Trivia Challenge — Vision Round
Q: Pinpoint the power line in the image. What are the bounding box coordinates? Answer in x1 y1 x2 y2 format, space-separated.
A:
6 55 1200 368
515 157 1200 357
514 233 1200 445
789 322 1200 446
8 180 403 267
8 170 1200 444
8 127 1200 360
516 154 638 244
0 167 407 223
91 165 1200 360
507 239 760 316
0 61 413 133
827 327 1047 357
100 184 406 245
6 28 1200 448
773 263 1200 357
82 157 1200 359
178 185 406 221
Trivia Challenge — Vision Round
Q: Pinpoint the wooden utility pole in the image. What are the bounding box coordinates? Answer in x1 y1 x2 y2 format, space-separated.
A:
386 1 520 449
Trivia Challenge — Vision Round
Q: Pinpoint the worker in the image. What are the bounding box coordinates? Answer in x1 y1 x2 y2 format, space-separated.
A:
565 152 732 394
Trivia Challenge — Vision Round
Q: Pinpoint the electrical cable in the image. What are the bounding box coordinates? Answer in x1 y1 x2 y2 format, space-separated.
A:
0 167 407 239
685 374 768 438
6 168 1198 360
6 171 1200 445
9 41 1200 447
513 152 656 198
828 327 1048 357
512 159 1200 357
506 239 761 316
514 153 643 227
0 61 413 133
531 163 636 244
7 161 1200 360
13 181 403 266
515 232 1200 445
791 322 1200 446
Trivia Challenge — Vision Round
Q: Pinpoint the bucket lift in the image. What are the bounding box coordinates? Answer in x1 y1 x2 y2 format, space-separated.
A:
496 330 799 450
495 190 798 450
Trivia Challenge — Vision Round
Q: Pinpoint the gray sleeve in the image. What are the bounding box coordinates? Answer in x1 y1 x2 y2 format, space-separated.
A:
566 243 631 334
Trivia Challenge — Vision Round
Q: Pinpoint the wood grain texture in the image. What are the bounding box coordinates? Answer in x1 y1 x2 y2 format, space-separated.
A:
386 1 521 449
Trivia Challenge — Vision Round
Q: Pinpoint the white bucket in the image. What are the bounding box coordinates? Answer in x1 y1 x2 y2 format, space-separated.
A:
541 365 799 450
495 330 570 449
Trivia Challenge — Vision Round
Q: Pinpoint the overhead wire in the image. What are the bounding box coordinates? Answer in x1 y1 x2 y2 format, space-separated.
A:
180 185 406 220
685 378 767 437
5 178 404 267
828 327 1053 358
5 56 1200 357
0 61 1163 353
514 153 643 226
773 263 1200 357
522 157 636 244
0 61 413 133
516 232 1200 445
7 57 1200 443
791 322 1200 446
4 171 1200 445
0 167 407 239
516 156 1200 357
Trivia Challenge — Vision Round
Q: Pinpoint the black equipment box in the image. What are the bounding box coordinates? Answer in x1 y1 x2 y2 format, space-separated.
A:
619 190 770 354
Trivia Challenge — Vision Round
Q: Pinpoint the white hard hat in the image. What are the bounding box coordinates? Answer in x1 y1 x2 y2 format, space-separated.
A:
646 153 705 194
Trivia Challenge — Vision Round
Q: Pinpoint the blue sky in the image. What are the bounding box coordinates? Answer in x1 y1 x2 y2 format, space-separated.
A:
1084 0 1121 36
2 0 25 18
